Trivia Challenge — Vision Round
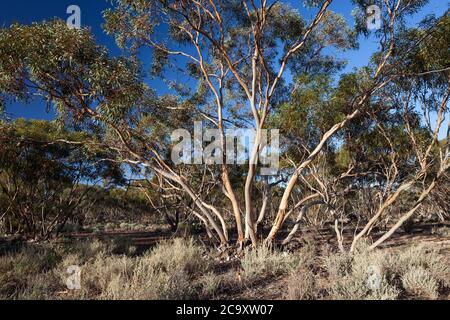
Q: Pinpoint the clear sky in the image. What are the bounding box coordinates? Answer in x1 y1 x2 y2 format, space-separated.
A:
0 0 448 128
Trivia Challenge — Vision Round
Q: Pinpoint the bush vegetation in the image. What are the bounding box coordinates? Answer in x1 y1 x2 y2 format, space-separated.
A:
1 238 448 300
0 0 449 301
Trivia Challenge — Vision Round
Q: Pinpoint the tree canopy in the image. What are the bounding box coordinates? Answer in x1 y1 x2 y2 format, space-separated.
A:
0 0 448 249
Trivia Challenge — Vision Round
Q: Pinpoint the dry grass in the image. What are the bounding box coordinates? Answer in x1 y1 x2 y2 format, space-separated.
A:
240 245 302 283
402 266 439 299
198 271 222 299
0 238 210 300
144 238 209 275
285 270 317 300
0 245 62 299
322 243 449 300
0 237 448 300
70 238 209 299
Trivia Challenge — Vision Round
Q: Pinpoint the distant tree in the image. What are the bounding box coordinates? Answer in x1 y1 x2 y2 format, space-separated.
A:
0 119 123 239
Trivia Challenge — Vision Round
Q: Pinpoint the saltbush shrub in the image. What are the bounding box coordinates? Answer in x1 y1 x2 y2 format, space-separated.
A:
402 266 439 299
323 243 448 300
240 246 300 283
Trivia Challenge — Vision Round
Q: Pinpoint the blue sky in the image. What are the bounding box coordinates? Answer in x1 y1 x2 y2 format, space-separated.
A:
0 0 448 128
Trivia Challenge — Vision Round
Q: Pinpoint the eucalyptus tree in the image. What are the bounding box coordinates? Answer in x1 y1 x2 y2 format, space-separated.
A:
348 12 450 251
102 0 445 247
0 20 232 244
0 119 123 239
102 0 357 246
0 0 447 249
278 9 449 250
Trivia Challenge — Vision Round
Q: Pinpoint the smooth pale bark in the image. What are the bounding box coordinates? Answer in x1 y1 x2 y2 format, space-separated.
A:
255 184 269 233
370 170 444 250
189 26 244 246
61 90 231 246
202 201 229 243
178 179 228 245
154 166 229 245
349 180 415 252
240 1 333 247
334 219 345 253
282 200 326 245
266 171 300 243
265 40 395 244
244 127 261 247
282 193 321 224
222 166 244 244
264 0 401 244
266 108 361 243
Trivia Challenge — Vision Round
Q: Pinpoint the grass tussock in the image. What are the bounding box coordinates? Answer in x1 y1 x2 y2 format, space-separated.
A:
240 245 301 283
285 270 317 300
401 266 439 299
74 238 209 300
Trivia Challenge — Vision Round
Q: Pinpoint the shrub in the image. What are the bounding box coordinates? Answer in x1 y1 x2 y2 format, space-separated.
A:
323 244 400 300
284 242 319 300
108 236 136 255
119 222 129 230
2 238 447 300
1 238 209 300
145 238 209 275
431 226 450 237
0 245 62 299
323 243 449 300
322 251 353 280
393 245 449 288
285 270 317 300
326 271 400 300
82 254 136 299
66 238 207 300
104 223 116 231
17 271 62 300
240 246 300 283
59 239 108 264
402 266 439 299
199 271 221 299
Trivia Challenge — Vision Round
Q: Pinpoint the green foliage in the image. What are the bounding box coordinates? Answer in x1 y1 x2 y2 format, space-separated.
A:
0 119 123 238
0 20 144 124
0 0 447 253
103 0 356 122
352 0 430 36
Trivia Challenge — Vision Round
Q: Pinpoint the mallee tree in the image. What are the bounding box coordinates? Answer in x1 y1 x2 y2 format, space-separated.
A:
0 0 448 250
